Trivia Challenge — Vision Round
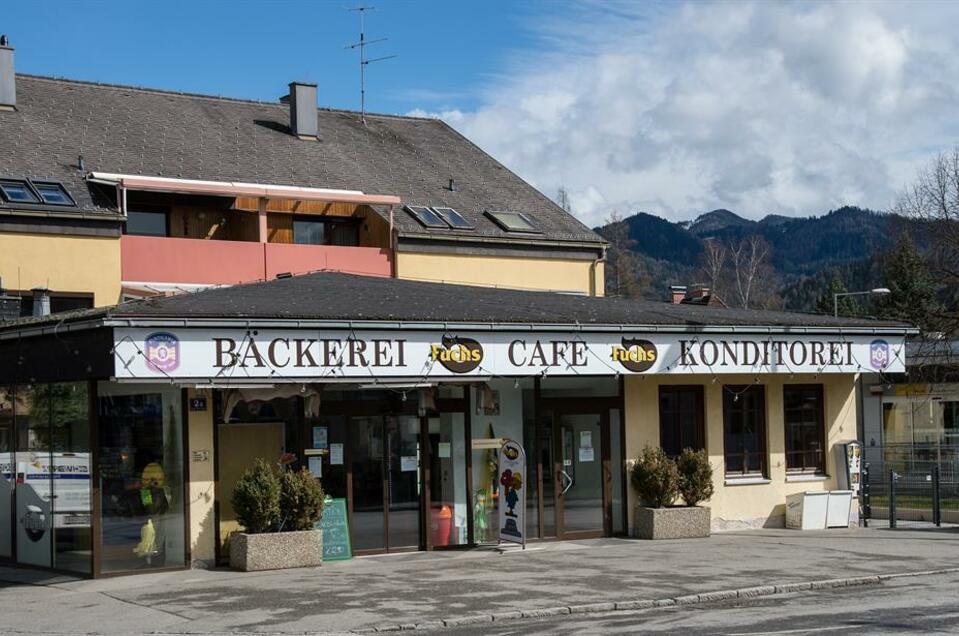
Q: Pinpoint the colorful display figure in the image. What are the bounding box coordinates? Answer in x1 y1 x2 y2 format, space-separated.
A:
499 469 523 518
134 462 171 564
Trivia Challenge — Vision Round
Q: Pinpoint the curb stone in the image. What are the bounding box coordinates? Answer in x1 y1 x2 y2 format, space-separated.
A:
358 568 959 632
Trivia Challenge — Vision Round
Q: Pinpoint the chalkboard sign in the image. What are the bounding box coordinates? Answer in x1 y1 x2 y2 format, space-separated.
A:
316 498 352 561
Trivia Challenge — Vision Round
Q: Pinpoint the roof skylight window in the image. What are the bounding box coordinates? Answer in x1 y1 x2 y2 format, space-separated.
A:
0 179 41 204
32 181 76 206
405 205 448 229
432 207 473 229
485 210 541 233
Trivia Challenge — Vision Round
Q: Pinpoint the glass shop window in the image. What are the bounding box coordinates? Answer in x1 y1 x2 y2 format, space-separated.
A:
97 383 186 573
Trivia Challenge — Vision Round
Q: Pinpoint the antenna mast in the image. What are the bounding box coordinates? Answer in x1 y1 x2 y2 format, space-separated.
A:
346 5 396 124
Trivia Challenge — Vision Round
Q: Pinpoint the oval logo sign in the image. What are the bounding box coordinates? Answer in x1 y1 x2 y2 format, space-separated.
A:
430 336 483 373
610 337 658 372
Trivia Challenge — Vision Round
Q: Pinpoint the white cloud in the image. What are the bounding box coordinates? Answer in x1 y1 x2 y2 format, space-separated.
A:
434 1 959 226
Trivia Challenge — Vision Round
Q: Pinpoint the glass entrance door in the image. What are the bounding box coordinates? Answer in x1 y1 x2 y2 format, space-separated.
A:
554 412 607 539
349 415 422 553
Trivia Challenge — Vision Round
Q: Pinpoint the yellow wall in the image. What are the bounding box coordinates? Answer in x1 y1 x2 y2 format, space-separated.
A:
624 373 858 531
0 233 121 306
396 251 605 296
186 388 217 565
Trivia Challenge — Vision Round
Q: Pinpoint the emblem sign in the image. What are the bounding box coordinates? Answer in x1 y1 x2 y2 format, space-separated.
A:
869 339 890 371
145 332 181 374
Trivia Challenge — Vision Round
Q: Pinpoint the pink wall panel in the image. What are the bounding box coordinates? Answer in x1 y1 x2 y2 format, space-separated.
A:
121 236 392 287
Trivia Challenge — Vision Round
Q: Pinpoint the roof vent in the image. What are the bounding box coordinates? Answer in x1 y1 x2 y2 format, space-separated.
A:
288 82 318 140
0 35 14 111
31 287 50 317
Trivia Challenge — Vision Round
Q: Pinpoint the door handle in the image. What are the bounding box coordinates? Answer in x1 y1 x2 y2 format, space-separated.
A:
559 470 573 495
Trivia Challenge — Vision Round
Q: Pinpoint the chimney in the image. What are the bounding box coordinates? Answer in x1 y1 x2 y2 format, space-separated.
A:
288 82 318 140
688 284 710 301
0 278 20 321
0 35 14 111
669 285 687 304
31 287 50 317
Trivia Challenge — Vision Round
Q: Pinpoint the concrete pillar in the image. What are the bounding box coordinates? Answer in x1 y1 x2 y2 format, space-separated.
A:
187 388 217 567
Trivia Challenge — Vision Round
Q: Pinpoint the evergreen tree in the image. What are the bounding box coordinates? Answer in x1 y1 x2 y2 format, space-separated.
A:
815 275 859 317
874 233 943 332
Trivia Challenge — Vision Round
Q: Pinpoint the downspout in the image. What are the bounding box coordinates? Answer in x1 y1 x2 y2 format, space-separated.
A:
589 246 607 297
389 204 398 278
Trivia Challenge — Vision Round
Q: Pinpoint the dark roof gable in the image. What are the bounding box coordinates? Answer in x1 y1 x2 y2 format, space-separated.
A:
0 75 603 245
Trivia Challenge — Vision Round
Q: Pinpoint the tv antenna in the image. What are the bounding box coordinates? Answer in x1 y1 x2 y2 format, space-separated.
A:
346 5 396 124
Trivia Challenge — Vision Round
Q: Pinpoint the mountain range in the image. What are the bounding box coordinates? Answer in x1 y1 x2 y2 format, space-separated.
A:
593 206 914 311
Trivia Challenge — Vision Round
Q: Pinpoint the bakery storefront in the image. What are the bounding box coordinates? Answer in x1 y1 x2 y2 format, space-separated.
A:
0 276 910 576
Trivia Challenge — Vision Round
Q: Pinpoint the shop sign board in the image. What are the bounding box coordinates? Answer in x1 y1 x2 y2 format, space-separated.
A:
316 497 352 561
114 328 906 380
498 439 526 547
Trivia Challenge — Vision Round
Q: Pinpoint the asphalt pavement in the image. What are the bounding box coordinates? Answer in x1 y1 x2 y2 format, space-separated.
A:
0 527 956 634
450 571 959 635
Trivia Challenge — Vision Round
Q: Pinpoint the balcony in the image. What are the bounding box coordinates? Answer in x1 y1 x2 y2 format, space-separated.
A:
121 235 392 288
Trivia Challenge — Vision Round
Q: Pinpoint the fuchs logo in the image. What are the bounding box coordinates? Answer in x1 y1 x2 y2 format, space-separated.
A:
610 337 658 372
145 332 180 373
430 335 483 373
870 339 890 371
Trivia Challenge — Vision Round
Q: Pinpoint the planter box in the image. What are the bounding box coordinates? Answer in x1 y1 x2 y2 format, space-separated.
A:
632 505 710 540
229 529 323 572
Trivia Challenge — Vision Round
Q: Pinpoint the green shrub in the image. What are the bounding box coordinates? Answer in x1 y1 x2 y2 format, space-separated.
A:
630 445 679 508
231 459 281 533
676 448 715 506
279 466 326 531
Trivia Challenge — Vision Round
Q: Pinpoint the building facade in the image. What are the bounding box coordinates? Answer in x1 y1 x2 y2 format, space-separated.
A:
0 273 910 576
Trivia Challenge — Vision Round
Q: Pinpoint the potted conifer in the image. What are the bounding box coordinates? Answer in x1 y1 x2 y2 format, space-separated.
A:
631 446 713 539
229 457 326 571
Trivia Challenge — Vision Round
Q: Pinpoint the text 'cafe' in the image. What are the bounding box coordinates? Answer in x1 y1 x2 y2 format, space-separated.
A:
0 272 910 577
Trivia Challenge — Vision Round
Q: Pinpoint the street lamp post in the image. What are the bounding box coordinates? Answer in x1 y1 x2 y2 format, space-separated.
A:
833 288 891 317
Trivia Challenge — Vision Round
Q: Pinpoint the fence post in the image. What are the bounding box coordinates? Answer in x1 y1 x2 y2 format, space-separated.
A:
862 463 871 527
933 465 941 527
889 470 897 529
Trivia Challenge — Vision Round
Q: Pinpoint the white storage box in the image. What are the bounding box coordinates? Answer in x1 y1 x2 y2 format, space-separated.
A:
826 490 853 528
785 491 829 530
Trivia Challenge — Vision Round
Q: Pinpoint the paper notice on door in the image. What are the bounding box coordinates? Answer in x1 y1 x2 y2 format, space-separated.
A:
578 447 595 462
438 442 451 458
329 443 344 466
312 426 328 449
308 456 323 477
580 430 592 449
401 456 418 472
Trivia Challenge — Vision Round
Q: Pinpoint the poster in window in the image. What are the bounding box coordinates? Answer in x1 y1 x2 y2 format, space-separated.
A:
312 426 328 449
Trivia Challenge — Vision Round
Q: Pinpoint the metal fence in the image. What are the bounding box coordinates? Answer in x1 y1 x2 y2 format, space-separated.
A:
862 444 959 528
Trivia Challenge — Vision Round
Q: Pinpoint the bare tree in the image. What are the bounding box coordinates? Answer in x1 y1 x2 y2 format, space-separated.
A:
556 187 572 214
603 210 643 298
700 238 727 298
894 146 959 343
728 235 773 309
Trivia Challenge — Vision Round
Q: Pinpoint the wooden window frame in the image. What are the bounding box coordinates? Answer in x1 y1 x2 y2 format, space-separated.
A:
783 384 826 475
658 385 705 457
722 385 767 478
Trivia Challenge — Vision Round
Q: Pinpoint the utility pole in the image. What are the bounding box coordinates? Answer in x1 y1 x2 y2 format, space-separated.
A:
346 5 396 124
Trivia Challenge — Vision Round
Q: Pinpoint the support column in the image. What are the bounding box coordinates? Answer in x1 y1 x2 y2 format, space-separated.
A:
257 197 268 243
187 388 217 567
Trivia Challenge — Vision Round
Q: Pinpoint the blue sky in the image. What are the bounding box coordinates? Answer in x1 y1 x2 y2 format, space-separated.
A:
4 0 567 114
6 2 959 225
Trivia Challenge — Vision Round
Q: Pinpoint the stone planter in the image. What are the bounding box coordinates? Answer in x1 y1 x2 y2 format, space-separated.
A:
229 529 323 571
632 504 710 540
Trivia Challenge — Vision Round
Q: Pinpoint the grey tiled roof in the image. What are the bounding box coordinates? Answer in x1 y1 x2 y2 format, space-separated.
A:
2 271 912 331
0 75 603 245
